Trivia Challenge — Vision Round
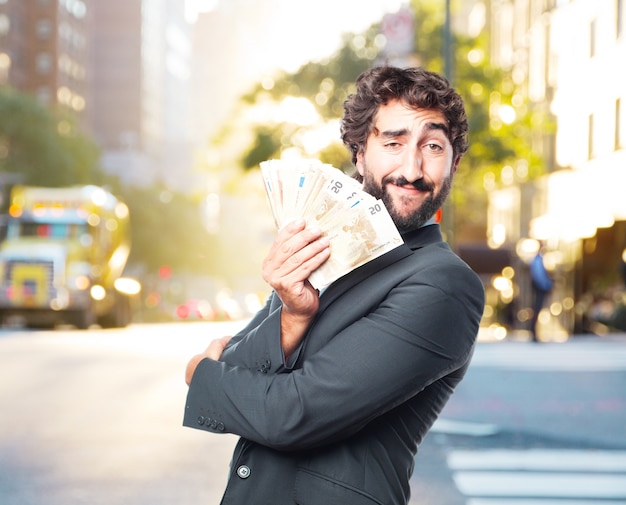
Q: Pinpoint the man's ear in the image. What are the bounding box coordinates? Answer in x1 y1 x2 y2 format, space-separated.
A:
355 151 365 177
452 155 462 174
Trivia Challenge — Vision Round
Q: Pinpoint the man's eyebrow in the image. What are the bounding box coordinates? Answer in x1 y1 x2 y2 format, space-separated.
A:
377 128 410 138
425 122 449 134
375 123 449 138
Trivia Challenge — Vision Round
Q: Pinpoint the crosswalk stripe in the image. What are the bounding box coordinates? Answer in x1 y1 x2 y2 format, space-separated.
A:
466 500 625 505
453 472 626 498
448 449 626 472
470 344 626 371
447 449 626 502
431 419 500 437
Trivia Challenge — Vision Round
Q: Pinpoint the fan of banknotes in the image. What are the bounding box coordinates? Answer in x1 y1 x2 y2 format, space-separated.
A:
260 159 403 289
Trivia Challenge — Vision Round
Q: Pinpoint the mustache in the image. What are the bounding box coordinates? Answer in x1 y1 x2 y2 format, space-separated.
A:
385 176 435 192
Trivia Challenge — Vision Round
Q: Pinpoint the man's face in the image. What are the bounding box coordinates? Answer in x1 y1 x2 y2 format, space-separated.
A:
356 99 460 232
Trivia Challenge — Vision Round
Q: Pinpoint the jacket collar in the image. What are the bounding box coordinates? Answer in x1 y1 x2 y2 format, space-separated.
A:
318 224 443 309
401 223 443 251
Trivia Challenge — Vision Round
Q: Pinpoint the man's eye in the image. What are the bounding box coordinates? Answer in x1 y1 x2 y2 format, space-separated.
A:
425 143 443 151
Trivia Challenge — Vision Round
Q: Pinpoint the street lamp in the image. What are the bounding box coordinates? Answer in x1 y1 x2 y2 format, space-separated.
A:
444 0 452 81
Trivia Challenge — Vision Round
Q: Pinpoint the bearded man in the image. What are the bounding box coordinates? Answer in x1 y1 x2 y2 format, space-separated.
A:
184 65 485 505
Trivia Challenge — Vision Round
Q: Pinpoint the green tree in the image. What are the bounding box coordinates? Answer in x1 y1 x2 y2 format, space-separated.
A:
0 87 102 186
231 25 384 175
111 184 216 276
205 0 550 246
0 87 217 280
406 0 550 239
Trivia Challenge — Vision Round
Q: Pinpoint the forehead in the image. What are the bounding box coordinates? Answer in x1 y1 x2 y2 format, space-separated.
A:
373 100 448 133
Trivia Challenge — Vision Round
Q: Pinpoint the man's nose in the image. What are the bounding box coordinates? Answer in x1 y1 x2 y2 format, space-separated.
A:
400 148 423 183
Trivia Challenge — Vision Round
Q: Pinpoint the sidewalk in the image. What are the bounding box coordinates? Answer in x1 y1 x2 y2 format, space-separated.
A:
478 326 626 344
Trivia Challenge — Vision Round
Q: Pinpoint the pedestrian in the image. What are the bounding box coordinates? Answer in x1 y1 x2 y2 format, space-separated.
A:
183 65 485 505
529 245 554 342
621 248 626 288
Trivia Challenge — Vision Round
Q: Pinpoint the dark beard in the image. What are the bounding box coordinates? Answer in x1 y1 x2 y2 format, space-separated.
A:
362 170 452 232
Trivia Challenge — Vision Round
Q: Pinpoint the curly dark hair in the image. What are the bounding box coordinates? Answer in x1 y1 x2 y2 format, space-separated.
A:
341 66 469 171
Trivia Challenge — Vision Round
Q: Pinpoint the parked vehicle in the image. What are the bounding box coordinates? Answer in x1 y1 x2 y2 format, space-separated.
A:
0 185 140 328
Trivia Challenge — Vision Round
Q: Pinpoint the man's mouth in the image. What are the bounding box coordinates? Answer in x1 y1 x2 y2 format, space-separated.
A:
388 177 434 193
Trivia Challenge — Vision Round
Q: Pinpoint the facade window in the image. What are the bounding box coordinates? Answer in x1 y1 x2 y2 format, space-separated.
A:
0 14 9 36
0 52 10 84
588 113 594 160
61 0 87 19
37 86 52 105
36 19 53 40
544 0 557 10
590 19 596 58
617 98 623 150
35 52 53 74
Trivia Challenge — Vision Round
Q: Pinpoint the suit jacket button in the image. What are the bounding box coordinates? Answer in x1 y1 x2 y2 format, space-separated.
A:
217 422 225 431
237 465 251 479
197 416 205 426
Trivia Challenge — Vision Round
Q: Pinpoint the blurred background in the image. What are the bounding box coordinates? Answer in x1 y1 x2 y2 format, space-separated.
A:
0 0 625 338
1 2 625 505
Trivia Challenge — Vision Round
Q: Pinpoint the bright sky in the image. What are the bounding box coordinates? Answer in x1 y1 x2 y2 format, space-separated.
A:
186 0 406 73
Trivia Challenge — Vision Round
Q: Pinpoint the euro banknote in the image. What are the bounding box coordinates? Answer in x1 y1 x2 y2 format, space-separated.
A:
260 159 404 289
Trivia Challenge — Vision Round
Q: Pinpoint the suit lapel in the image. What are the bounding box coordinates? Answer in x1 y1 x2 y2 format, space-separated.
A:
317 243 411 311
400 223 443 251
317 224 443 311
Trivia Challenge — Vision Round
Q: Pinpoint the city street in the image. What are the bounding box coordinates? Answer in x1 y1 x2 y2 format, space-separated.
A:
1 322 625 505
0 322 241 505
411 336 626 504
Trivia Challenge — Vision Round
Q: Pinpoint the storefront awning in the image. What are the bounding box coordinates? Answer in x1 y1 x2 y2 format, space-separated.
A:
457 243 512 275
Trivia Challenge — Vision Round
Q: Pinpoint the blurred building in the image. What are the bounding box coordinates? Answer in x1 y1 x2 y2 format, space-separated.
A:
92 0 196 190
0 0 198 192
190 7 246 147
488 0 626 337
0 0 91 127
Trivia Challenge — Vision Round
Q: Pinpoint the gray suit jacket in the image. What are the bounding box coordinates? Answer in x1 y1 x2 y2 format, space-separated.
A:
183 224 484 505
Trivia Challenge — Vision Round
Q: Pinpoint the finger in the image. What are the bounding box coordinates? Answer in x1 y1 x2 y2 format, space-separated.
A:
206 338 227 361
283 236 330 275
267 232 329 277
203 335 232 353
272 219 307 250
266 237 330 287
264 225 326 275
268 221 321 261
219 335 233 347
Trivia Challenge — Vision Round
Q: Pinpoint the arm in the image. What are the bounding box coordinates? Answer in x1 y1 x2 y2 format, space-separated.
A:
185 335 231 385
184 261 484 451
261 218 329 360
185 219 330 378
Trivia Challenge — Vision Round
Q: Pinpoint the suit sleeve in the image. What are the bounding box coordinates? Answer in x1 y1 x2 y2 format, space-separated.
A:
218 289 311 371
183 260 484 451
216 292 290 372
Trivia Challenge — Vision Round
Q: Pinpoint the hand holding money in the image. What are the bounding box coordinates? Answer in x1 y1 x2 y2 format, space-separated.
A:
260 159 404 289
261 218 330 358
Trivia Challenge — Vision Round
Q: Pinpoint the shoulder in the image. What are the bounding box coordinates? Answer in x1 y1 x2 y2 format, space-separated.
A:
402 225 482 277
409 241 484 297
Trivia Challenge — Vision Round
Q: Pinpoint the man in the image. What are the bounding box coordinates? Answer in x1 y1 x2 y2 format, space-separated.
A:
529 245 553 342
184 66 484 505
